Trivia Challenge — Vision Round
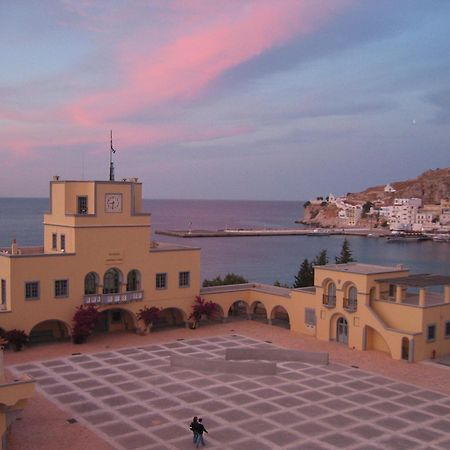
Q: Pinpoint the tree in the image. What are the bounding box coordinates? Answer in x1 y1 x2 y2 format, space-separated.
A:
273 280 290 288
293 259 313 288
303 200 311 208
313 249 328 266
335 238 355 264
202 272 248 287
362 201 374 218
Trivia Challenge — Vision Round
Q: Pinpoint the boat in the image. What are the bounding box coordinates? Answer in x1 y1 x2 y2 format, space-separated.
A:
432 234 450 242
386 232 431 243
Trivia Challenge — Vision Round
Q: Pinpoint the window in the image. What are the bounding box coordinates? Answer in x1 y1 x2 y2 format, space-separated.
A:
52 233 57 250
60 234 66 252
55 279 68 298
427 324 436 342
84 272 98 295
77 196 88 214
1 279 6 306
25 282 39 300
156 273 167 289
445 321 450 338
179 271 190 288
127 270 140 291
103 269 120 294
304 307 316 326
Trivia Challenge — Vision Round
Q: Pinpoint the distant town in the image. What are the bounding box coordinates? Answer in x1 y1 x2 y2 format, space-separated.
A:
300 167 450 236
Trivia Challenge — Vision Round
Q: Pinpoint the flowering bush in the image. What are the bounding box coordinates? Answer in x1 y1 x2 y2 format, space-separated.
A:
72 305 100 344
5 329 29 351
137 306 161 333
189 296 219 327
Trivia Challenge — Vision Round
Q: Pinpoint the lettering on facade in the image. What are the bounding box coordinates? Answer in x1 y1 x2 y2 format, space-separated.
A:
106 250 123 265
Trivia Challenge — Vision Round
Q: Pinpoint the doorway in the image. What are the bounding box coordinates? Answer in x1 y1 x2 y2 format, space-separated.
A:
336 317 348 344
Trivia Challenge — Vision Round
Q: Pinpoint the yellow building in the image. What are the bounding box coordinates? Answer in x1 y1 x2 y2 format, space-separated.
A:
0 177 200 340
1 176 450 362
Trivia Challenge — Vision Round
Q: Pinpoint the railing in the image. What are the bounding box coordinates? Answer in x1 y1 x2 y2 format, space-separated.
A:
83 290 144 305
322 294 336 308
343 297 358 313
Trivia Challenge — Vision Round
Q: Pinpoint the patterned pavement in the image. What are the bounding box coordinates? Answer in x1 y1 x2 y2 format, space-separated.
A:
10 335 450 449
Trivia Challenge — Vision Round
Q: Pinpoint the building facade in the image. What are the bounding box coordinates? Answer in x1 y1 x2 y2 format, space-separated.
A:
1 177 450 362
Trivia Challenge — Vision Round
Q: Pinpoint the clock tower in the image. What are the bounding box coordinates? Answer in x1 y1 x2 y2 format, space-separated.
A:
43 177 151 256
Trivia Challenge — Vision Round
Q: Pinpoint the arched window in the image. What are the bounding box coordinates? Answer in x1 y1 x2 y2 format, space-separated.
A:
327 282 336 298
348 286 357 301
103 269 121 294
126 270 140 292
84 272 98 295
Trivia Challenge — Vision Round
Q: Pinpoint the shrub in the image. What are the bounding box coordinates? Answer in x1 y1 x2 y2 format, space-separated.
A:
137 306 161 332
189 296 220 326
5 329 29 351
72 305 100 344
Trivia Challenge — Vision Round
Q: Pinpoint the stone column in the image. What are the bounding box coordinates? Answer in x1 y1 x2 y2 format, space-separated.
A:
395 285 403 303
409 338 415 363
419 288 426 307
444 285 450 303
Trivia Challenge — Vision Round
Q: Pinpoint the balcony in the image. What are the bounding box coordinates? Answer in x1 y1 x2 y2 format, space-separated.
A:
343 297 358 313
322 294 336 308
84 290 144 305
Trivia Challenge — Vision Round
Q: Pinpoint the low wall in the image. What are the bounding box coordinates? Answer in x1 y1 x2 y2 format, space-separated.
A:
169 355 277 375
225 348 329 365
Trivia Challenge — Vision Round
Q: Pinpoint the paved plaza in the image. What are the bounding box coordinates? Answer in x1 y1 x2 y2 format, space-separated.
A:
10 334 450 449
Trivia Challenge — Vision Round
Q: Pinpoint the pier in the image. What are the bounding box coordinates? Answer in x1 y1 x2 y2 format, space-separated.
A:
155 228 388 238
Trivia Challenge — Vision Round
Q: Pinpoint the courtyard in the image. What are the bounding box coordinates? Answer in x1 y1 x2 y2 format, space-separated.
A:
5 321 450 450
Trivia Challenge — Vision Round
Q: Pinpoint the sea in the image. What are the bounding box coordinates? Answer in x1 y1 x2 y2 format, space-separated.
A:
0 198 449 286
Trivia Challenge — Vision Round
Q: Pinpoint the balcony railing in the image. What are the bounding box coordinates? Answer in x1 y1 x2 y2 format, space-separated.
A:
83 290 144 305
343 297 358 313
322 294 336 308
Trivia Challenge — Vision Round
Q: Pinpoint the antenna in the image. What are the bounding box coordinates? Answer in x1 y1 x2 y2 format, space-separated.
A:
109 130 116 181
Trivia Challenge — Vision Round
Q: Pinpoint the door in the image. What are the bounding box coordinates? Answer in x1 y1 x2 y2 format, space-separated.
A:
337 317 348 344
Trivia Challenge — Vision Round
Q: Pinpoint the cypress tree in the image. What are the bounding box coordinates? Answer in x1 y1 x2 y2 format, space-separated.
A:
293 259 314 288
335 238 355 264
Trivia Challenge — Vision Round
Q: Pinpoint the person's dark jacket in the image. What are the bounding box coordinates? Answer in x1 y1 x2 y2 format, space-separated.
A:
197 423 208 435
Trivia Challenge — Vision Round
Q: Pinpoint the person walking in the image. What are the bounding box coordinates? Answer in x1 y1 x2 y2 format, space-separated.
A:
189 416 199 444
195 418 208 448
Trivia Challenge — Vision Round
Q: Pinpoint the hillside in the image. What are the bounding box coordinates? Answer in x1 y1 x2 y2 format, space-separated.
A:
346 167 450 205
300 167 450 227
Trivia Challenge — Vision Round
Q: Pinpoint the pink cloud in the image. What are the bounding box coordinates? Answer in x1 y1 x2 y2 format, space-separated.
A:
67 0 351 125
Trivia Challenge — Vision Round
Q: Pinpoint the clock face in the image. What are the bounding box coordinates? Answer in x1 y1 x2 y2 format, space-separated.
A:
105 193 122 213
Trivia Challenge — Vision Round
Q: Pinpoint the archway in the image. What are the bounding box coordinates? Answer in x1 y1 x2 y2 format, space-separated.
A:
29 320 70 344
227 300 249 320
336 317 348 344
365 325 392 357
250 301 267 323
95 308 137 333
270 305 290 329
153 307 187 330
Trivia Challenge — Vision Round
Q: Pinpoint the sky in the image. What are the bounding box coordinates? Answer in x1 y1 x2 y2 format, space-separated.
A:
1 0 449 200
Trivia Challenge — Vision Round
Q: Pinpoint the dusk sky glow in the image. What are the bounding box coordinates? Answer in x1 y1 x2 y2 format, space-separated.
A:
1 0 449 200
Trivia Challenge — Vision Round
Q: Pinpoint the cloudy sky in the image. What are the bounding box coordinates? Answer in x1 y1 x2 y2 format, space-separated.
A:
1 0 449 200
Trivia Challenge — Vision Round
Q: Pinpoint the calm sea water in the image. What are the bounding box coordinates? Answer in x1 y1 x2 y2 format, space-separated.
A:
0 198 449 285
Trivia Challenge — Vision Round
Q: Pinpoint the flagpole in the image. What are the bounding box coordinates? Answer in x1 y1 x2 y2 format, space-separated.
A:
109 130 115 181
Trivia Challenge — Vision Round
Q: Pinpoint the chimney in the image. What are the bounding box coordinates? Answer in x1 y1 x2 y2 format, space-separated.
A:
53 175 60 181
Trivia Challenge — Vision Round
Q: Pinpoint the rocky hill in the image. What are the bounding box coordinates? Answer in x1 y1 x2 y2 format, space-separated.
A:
300 167 450 227
346 167 450 205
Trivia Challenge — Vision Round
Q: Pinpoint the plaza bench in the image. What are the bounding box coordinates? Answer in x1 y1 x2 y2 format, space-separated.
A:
225 348 329 365
169 355 277 375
